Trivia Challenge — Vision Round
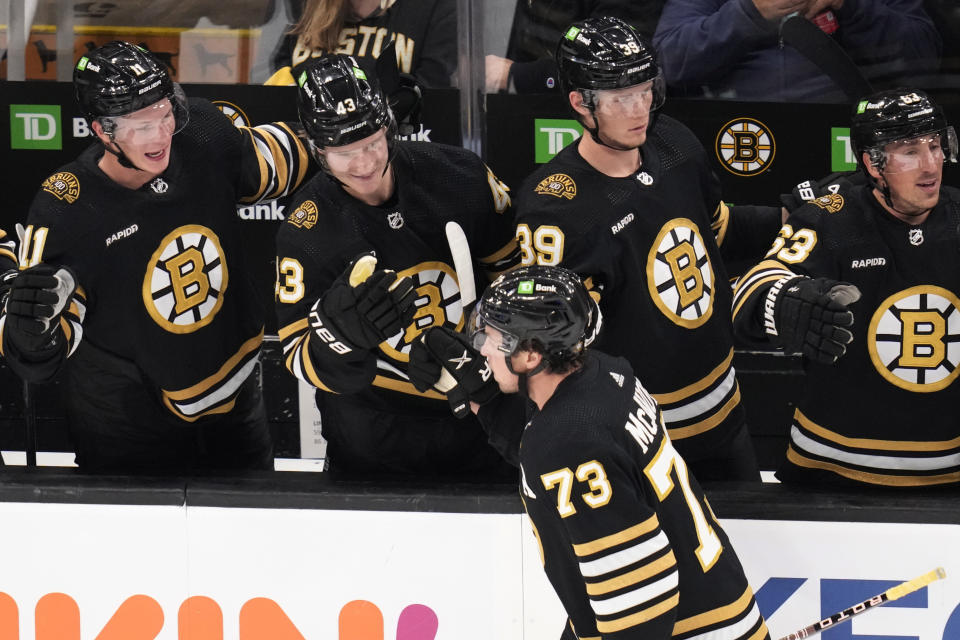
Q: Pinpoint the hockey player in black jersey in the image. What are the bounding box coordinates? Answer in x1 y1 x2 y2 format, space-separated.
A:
468 265 770 640
0 42 310 472
732 88 960 487
514 17 782 480
275 54 520 477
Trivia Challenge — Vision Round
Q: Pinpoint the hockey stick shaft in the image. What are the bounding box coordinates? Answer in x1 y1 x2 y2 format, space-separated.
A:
780 15 873 102
777 568 946 640
445 221 476 308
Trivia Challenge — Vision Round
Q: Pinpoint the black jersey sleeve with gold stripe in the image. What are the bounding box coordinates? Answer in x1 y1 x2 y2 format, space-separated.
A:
731 202 829 345
475 165 521 281
237 121 311 204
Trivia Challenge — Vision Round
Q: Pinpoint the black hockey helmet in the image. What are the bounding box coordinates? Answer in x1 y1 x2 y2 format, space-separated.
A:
74 41 188 133
555 16 665 111
297 54 395 149
473 266 597 368
851 88 957 171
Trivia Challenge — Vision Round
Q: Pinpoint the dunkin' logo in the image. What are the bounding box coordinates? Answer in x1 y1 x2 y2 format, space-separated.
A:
0 594 439 639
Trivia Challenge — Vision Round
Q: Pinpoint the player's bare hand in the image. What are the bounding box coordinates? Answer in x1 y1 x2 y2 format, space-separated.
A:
485 55 513 93
752 0 808 21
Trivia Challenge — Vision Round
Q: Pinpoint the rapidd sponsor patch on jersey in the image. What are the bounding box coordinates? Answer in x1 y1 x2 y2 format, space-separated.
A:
42 171 80 203
811 193 844 213
534 173 576 200
287 200 319 229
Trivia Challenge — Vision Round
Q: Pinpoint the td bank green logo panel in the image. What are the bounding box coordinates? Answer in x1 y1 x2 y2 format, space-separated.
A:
831 127 857 172
10 105 62 150
535 118 582 163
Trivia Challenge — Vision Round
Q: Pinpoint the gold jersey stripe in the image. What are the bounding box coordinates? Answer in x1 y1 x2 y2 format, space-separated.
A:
573 515 659 557
164 330 263 401
796 409 960 451
299 334 336 393
787 446 960 486
586 550 677 596
596 592 679 634
258 127 290 200
372 375 446 400
748 621 772 640
731 260 795 320
0 247 15 264
166 397 238 423
673 585 753 635
278 318 310 342
667 386 741 440
240 128 271 204
653 349 734 405
277 121 310 188
712 201 731 246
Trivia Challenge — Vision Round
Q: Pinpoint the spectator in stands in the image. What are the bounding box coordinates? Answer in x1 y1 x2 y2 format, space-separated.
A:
485 1 668 93
732 88 960 486
653 0 941 102
0 42 310 473
267 0 456 88
275 54 520 478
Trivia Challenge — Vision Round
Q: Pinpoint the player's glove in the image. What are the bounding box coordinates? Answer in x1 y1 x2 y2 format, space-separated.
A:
765 275 861 364
408 326 499 418
309 254 417 354
3 264 77 352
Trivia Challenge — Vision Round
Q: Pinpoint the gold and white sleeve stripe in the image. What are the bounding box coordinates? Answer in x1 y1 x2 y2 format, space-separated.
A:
239 122 309 203
573 516 679 634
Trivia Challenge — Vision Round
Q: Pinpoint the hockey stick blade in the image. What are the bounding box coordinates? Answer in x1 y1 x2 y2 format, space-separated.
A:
445 221 476 309
777 567 946 640
780 15 873 101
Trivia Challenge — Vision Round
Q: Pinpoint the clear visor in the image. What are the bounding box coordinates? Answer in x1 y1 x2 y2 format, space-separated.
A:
587 77 666 116
320 128 389 170
470 316 518 355
100 85 188 145
875 128 957 173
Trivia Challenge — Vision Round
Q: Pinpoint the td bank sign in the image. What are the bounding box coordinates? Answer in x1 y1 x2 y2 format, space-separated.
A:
535 118 582 163
10 104 62 150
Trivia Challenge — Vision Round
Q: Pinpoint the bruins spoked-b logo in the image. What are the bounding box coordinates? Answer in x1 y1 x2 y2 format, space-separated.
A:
715 118 775 176
143 225 228 334
647 219 714 328
381 261 465 361
868 285 960 392
212 100 250 129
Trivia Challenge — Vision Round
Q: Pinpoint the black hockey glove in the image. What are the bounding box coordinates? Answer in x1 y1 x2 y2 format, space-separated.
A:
409 326 499 418
765 276 861 364
309 254 417 354
3 264 77 352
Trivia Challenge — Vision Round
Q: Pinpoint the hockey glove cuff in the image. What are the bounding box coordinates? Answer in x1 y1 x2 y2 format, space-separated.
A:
4 264 77 352
310 254 417 354
414 326 499 418
765 275 861 364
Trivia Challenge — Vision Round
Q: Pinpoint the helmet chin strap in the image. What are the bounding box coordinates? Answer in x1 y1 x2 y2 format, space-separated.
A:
102 138 144 172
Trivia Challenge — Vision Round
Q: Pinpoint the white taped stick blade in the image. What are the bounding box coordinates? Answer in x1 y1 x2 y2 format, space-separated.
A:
445 221 476 308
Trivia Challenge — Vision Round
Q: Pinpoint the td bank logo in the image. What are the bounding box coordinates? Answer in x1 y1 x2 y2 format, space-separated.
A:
831 127 857 171
535 118 582 163
10 104 62 150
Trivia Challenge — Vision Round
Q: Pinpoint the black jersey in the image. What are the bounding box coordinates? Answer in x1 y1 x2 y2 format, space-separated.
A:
276 141 518 416
515 115 778 460
520 351 769 639
269 0 455 88
732 179 960 486
0 99 309 423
